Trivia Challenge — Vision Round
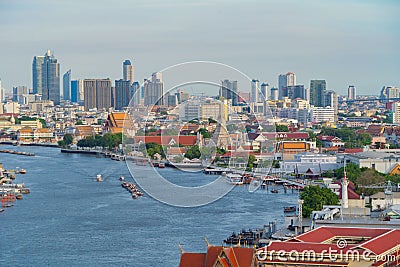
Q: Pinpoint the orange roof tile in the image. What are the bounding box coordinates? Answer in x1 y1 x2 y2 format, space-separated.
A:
179 252 206 267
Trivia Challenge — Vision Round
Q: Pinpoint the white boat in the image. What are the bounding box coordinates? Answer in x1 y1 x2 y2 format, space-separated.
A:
119 176 124 181
225 174 243 185
96 174 103 182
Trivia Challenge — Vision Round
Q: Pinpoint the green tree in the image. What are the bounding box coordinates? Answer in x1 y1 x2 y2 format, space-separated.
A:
246 154 257 171
185 145 201 159
275 124 289 132
76 120 84 125
198 128 211 139
300 186 339 218
63 134 74 146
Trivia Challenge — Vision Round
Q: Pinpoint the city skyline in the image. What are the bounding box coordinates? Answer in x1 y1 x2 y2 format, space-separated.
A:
0 1 399 95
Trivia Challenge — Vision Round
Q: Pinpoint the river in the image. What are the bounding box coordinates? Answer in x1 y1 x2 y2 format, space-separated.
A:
0 145 297 266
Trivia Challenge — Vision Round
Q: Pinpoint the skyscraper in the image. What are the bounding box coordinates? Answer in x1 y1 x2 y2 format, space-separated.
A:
42 50 60 105
0 79 3 102
251 79 259 103
348 85 356 100
63 69 71 101
144 72 164 106
114 79 131 110
260 83 269 102
32 55 45 94
220 79 238 105
278 72 296 99
12 86 28 104
123 59 134 82
286 85 306 100
309 80 326 107
71 80 79 103
270 87 279 101
83 79 112 110
325 90 338 122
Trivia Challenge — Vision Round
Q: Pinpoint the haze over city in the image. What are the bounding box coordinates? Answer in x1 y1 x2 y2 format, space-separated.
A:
0 0 399 94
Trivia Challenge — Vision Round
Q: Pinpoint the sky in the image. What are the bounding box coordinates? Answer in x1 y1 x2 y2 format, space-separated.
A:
0 0 399 95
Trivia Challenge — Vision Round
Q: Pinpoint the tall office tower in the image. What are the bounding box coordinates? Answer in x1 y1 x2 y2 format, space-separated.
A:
83 79 112 110
309 79 326 107
278 72 296 99
251 79 259 103
12 86 28 104
123 59 134 82
220 79 238 105
130 81 141 107
325 90 338 122
270 87 279 100
63 69 71 101
71 80 79 103
260 83 269 102
42 50 60 105
348 85 356 100
32 55 45 94
286 85 306 100
114 79 131 110
380 86 400 100
144 72 164 106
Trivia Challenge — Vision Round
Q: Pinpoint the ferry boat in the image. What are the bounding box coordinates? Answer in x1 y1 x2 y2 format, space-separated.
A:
119 176 125 181
96 174 103 182
284 206 296 212
270 189 279 193
225 174 243 185
158 162 165 168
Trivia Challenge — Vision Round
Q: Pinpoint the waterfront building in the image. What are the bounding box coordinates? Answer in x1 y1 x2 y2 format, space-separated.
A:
63 69 71 101
257 226 400 267
42 50 60 105
348 85 356 100
83 79 112 111
220 79 239 105
123 59 134 82
144 72 164 106
32 55 45 94
309 79 326 107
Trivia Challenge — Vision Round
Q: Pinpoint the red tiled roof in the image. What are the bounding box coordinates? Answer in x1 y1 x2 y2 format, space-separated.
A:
262 241 354 254
357 229 400 255
134 136 197 146
205 246 223 267
179 252 206 267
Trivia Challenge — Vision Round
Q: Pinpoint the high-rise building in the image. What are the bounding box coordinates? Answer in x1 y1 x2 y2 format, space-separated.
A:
278 72 296 99
309 80 326 107
260 83 269 102
392 102 400 124
251 79 259 103
123 59 134 82
325 90 338 122
130 81 141 107
114 79 131 110
42 50 60 105
380 86 400 100
12 86 28 104
63 69 71 101
270 87 279 101
71 80 79 103
286 85 306 100
311 106 335 123
348 85 356 100
32 55 45 94
144 72 164 106
83 79 112 110
220 80 238 105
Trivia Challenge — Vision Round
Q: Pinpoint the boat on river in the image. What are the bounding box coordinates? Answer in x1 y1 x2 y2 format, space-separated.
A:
225 174 243 185
96 174 103 182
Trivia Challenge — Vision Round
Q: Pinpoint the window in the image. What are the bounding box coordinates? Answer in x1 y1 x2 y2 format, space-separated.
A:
372 164 375 170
